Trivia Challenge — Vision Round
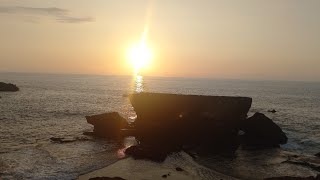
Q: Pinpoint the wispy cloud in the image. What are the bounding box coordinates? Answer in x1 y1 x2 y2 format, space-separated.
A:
0 6 94 23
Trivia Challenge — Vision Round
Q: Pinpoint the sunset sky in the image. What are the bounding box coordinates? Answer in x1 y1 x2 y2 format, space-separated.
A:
0 0 319 81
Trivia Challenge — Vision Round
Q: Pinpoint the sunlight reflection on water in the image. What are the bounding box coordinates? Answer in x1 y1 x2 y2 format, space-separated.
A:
134 75 144 93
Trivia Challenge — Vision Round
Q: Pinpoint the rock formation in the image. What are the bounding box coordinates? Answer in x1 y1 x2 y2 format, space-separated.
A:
129 93 252 153
84 93 291 162
85 112 128 138
240 112 288 147
0 82 19 92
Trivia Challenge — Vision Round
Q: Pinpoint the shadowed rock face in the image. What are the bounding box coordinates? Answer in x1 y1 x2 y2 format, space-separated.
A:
0 82 19 92
240 112 288 147
129 93 252 152
85 112 128 138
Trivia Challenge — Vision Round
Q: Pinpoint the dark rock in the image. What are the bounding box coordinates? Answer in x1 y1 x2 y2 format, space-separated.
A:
50 137 75 143
50 136 89 143
89 177 126 180
85 112 128 138
268 109 277 113
0 82 19 92
129 93 252 153
315 152 320 158
240 112 288 147
162 174 167 178
125 145 168 162
175 167 184 172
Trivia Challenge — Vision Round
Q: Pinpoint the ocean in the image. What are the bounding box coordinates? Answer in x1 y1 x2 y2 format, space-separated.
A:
0 72 319 179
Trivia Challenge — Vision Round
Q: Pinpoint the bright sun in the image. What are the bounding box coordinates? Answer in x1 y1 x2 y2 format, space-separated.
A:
127 27 153 73
127 42 152 72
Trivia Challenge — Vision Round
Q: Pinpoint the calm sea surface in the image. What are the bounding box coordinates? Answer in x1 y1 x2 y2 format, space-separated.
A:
0 73 319 179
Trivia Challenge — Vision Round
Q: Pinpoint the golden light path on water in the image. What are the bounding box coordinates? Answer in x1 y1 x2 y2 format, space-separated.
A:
118 1 153 158
134 74 144 93
117 75 143 158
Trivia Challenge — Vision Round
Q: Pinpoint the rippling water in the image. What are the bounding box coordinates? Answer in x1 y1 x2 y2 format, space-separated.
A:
0 72 319 179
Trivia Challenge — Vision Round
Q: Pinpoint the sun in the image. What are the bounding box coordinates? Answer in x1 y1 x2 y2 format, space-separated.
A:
127 42 152 72
127 27 153 73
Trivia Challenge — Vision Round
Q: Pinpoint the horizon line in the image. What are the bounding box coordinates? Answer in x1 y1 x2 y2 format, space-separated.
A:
0 71 319 83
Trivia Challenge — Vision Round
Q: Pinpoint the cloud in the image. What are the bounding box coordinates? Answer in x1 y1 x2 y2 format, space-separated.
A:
0 6 94 23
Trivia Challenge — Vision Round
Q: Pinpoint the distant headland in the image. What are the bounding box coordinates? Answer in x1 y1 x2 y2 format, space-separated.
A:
0 82 19 92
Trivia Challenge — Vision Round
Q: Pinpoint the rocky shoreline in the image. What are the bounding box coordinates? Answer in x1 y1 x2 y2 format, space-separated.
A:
80 92 319 179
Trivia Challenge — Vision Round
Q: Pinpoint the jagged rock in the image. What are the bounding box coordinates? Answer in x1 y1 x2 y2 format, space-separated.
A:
129 93 252 153
240 112 288 147
315 152 320 158
0 82 19 92
85 112 128 138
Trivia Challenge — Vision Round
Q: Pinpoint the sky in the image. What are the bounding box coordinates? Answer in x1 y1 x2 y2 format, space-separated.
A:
0 0 319 81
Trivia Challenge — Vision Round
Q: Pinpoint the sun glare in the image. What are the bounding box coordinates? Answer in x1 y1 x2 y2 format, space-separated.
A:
127 42 152 72
127 27 153 73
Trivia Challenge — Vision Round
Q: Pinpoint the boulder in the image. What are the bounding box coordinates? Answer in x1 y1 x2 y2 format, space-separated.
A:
240 112 288 147
85 112 128 138
315 152 320 157
0 82 19 92
129 92 252 153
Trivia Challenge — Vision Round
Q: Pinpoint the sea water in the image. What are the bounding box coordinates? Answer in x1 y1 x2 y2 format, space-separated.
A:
0 73 319 179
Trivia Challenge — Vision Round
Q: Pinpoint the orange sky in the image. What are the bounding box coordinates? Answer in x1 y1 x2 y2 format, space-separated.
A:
0 0 320 81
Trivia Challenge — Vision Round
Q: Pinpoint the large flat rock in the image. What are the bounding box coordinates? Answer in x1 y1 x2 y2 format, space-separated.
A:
129 93 252 151
130 92 252 124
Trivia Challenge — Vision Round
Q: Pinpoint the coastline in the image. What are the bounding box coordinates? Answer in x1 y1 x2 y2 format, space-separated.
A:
78 149 320 180
78 151 237 180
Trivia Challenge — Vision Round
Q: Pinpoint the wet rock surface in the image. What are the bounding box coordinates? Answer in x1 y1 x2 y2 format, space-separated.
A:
240 112 288 147
0 82 19 92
